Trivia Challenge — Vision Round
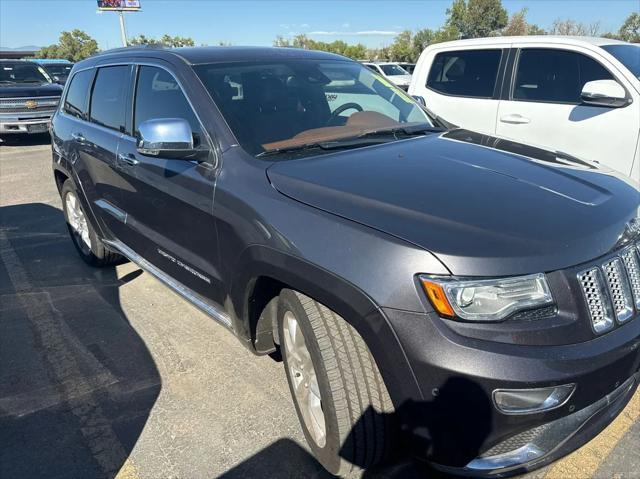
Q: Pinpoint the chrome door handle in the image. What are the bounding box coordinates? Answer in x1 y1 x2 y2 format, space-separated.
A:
500 114 530 125
117 153 139 166
71 132 86 142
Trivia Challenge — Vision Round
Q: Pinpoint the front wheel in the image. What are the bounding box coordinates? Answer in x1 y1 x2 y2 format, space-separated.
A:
278 289 395 477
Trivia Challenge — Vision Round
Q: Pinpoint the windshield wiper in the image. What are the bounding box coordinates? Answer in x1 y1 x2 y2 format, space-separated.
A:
256 137 392 158
357 124 446 139
257 125 446 158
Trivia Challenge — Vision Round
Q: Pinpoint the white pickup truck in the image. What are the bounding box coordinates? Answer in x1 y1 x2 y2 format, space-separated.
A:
409 36 640 179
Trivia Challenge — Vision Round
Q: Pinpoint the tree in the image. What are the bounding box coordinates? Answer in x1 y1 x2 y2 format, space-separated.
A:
502 8 546 36
37 29 99 62
618 12 640 43
446 0 508 38
389 30 413 62
549 19 601 36
129 34 195 47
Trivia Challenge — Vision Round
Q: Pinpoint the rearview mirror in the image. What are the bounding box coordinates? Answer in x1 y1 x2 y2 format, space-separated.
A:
581 80 629 108
137 118 195 158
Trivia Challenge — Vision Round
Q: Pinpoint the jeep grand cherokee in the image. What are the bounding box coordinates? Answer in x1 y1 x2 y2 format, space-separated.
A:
50 46 640 477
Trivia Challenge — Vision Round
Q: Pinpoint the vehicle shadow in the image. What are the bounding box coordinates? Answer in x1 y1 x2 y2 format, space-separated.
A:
0 132 51 147
0 202 160 479
219 378 491 478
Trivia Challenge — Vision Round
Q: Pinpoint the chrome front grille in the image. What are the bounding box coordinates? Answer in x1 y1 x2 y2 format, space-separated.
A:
579 243 640 333
0 96 60 113
621 246 640 309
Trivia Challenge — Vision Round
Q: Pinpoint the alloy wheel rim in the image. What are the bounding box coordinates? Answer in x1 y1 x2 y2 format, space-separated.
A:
283 310 326 448
65 191 91 249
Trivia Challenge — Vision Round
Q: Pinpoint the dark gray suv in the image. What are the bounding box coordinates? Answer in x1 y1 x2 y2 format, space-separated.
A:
51 46 640 477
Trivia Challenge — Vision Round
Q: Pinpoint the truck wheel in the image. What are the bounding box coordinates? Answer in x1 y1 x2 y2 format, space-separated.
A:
278 289 395 477
61 179 122 267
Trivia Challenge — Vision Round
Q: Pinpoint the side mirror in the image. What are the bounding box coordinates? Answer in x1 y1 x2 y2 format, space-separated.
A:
412 95 426 106
581 80 629 108
137 118 195 158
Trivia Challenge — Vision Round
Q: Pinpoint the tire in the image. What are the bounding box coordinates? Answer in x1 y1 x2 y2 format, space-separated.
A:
61 179 122 267
278 289 395 477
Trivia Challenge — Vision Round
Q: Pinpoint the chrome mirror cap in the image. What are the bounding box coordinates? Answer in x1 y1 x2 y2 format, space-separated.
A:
137 118 194 157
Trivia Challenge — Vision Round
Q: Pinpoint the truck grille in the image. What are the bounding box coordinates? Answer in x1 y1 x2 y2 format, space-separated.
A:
0 96 60 113
579 244 640 333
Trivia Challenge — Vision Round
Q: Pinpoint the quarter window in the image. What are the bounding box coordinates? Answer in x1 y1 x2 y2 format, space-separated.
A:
427 49 502 98
134 66 201 142
89 66 129 131
64 69 93 119
513 49 614 104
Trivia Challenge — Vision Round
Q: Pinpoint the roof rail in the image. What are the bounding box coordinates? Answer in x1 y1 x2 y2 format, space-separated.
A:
95 44 168 55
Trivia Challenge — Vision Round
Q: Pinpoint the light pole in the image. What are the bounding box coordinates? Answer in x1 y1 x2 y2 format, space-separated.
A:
118 10 128 46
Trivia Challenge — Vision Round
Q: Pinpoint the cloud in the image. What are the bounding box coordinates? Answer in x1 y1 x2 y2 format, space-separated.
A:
308 30 399 36
300 23 310 28
342 22 350 28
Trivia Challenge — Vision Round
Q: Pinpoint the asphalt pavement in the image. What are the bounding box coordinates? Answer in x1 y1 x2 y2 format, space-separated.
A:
0 134 638 479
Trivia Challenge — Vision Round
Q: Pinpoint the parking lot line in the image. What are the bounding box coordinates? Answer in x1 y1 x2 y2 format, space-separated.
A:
114 458 141 479
544 388 640 479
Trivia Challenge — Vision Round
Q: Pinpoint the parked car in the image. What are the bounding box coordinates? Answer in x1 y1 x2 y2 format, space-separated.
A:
362 61 412 90
409 36 640 179
52 46 640 478
32 58 74 84
398 62 416 74
0 59 63 135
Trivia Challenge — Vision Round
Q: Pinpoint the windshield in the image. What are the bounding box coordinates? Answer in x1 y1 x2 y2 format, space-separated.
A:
0 62 51 84
194 59 431 156
43 63 72 77
601 44 640 79
379 64 409 76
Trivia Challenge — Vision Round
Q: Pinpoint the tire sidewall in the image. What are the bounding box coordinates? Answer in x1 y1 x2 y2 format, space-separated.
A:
277 289 345 475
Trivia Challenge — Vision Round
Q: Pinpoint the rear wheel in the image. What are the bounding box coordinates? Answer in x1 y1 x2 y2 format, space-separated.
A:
61 179 122 267
278 289 395 477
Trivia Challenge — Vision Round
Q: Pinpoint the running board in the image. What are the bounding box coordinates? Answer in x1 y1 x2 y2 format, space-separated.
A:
104 239 233 329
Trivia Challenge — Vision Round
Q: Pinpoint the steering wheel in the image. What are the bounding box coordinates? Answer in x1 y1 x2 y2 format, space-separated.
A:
328 102 364 125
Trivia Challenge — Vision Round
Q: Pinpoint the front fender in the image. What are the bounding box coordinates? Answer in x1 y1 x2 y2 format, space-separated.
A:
228 244 424 407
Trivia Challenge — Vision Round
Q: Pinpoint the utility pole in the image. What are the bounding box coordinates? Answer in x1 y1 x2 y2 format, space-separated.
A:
118 10 128 47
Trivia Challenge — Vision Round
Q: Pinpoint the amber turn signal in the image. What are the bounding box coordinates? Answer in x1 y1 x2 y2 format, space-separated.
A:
421 278 455 318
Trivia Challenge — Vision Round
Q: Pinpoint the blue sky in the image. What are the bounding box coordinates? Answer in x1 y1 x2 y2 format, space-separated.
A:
1 0 638 50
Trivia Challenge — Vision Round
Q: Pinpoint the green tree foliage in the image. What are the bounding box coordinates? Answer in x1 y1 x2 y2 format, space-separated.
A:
37 29 99 62
273 34 367 59
446 0 508 38
618 12 640 43
129 34 195 47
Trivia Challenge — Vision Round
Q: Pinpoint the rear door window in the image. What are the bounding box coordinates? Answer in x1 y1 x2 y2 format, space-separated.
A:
513 49 614 104
427 49 502 98
89 65 129 132
64 69 93 119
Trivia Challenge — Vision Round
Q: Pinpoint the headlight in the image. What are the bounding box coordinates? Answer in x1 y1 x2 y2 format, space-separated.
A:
420 273 554 322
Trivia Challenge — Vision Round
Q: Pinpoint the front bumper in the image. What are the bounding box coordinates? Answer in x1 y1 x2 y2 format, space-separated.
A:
0 112 54 134
383 307 640 476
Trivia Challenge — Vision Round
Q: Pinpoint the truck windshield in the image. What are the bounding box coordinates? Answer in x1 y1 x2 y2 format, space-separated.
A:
379 64 409 76
601 44 640 79
194 59 431 156
0 63 52 84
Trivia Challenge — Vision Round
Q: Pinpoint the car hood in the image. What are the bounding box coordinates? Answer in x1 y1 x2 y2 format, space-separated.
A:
0 82 63 98
388 74 412 85
267 130 640 277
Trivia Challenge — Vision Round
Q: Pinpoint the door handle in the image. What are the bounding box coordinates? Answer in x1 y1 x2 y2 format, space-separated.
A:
500 114 530 125
117 153 139 166
71 132 86 142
